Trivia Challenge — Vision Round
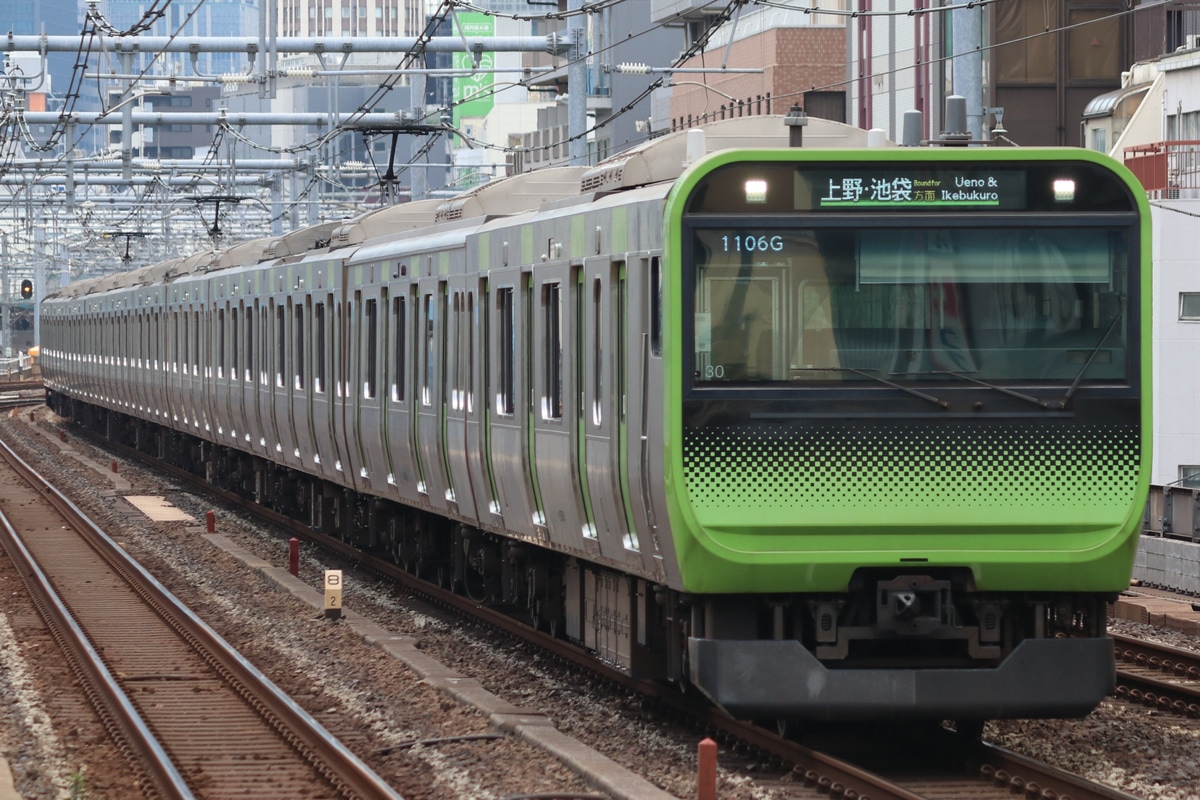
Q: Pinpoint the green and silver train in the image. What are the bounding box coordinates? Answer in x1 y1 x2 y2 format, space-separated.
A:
42 116 1150 724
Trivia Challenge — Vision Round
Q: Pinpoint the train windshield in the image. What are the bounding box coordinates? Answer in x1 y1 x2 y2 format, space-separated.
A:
690 226 1129 385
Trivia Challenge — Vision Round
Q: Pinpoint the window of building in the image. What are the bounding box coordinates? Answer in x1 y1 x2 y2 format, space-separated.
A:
1179 466 1200 489
1180 292 1200 321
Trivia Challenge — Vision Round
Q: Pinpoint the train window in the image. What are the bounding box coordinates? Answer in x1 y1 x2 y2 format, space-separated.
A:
451 293 461 410
440 287 449 408
650 257 662 357
496 287 515 416
178 311 186 374
422 294 434 407
592 277 602 427
315 301 326 394
543 281 563 421
689 226 1130 385
192 310 199 375
245 304 255 383
295 303 305 391
390 297 405 402
617 265 627 422
230 308 239 381
365 298 378 399
218 309 226 379
467 292 475 414
261 306 270 385
276 304 286 388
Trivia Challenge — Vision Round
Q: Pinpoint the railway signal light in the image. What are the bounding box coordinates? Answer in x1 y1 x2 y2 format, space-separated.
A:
19 279 32 299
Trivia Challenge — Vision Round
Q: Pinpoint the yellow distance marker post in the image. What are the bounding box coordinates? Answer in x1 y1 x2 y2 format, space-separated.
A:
324 570 343 620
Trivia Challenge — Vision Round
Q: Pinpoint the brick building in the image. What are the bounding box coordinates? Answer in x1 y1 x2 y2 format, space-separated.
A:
664 25 846 131
649 4 847 135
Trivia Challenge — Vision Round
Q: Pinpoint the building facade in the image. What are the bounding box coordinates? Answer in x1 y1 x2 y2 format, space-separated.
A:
278 0 422 38
98 0 263 76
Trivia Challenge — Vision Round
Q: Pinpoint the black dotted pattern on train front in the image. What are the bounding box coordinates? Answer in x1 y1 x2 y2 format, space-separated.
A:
681 423 1140 511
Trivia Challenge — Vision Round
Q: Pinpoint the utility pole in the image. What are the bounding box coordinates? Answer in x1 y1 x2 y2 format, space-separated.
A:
567 0 588 166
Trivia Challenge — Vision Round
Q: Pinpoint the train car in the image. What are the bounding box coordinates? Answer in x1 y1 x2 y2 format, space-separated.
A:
40 115 1151 727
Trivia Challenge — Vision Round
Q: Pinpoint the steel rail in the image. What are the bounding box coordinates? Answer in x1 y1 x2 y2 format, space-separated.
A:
0 434 404 800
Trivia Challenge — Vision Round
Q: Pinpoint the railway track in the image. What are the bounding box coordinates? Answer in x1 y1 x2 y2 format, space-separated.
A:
1113 632 1200 717
0 384 44 411
64 420 1151 800
0 434 401 799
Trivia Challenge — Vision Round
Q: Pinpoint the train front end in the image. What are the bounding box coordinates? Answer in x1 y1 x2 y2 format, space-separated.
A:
663 148 1150 721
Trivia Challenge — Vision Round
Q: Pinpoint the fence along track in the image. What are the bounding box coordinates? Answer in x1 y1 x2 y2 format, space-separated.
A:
0 435 401 800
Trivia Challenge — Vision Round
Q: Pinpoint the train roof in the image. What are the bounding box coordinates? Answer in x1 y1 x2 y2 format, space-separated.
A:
209 237 273 269
329 198 445 248
260 221 342 262
164 249 220 280
433 166 589 223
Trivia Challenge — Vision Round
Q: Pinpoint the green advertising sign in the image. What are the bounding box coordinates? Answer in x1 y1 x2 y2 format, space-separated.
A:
452 13 495 126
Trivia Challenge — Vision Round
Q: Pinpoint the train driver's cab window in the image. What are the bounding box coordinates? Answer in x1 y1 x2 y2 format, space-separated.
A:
690 227 1129 386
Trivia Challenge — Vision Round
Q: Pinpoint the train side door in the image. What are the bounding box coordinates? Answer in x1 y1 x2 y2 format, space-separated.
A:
270 293 300 466
332 288 365 493
241 296 267 460
151 300 168 424
166 294 183 430
212 290 235 445
443 283 481 523
309 292 341 484
530 262 591 554
383 282 422 505
415 277 453 513
289 292 318 471
581 258 638 563
484 273 537 538
256 296 281 459
462 279 496 528
353 283 392 497
189 299 205 435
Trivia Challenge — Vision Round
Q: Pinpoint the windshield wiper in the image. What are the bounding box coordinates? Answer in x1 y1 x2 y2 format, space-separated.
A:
1057 305 1124 410
929 370 1052 410
792 366 948 409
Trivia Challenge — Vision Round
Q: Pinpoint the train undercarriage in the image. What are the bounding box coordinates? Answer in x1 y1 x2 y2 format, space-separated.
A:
54 394 1118 724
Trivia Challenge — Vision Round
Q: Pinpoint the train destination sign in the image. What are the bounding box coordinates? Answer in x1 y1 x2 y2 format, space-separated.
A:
807 169 1027 211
